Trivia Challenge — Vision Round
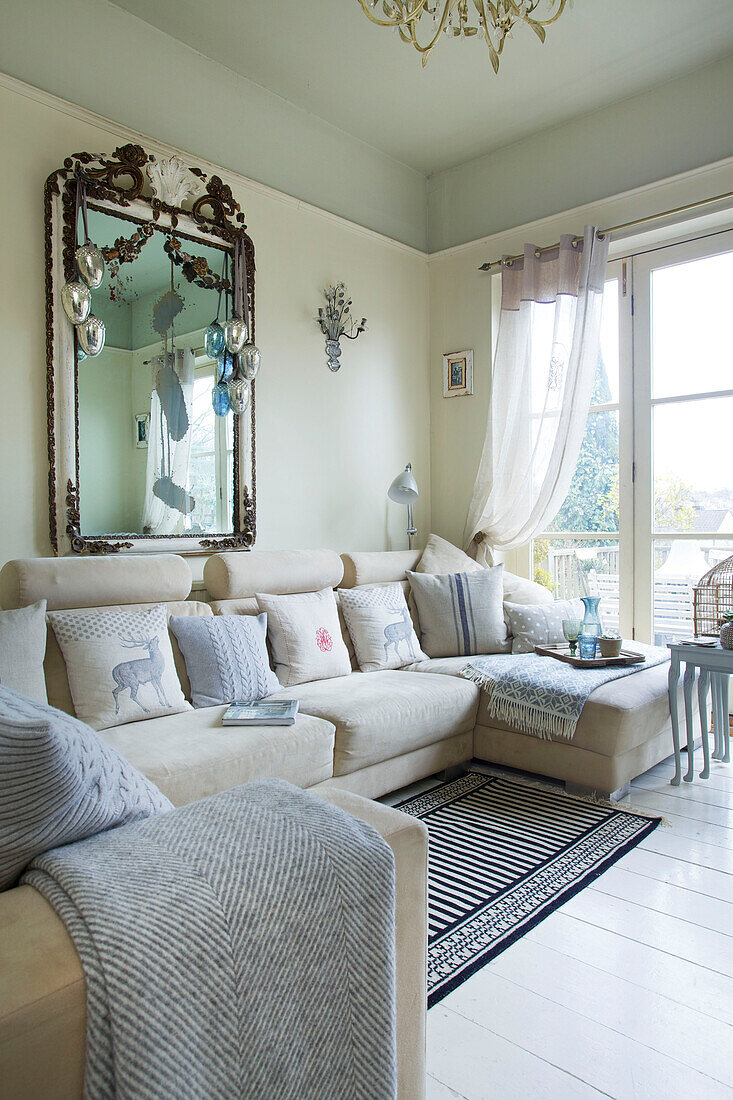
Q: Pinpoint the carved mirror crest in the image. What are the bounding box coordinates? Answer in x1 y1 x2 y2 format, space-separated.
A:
45 144 257 555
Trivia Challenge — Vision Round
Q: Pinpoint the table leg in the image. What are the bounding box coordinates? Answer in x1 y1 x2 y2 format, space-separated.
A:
697 668 711 780
712 673 723 761
683 665 697 782
668 651 682 786
721 673 731 764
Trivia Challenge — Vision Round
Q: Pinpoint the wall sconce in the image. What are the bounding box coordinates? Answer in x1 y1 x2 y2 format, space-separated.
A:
315 282 367 371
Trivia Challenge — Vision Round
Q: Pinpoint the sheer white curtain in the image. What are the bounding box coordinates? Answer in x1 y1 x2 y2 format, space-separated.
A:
464 226 610 562
142 348 195 535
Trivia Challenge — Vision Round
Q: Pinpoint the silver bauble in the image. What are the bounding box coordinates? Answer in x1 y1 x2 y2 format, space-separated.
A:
61 280 91 324
227 377 250 415
76 315 106 357
240 343 261 381
75 243 105 288
223 315 248 355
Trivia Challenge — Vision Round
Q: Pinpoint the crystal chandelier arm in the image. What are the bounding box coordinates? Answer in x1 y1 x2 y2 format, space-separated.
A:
356 0 429 29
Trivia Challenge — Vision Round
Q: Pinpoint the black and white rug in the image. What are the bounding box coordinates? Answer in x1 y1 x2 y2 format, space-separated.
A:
398 770 661 1007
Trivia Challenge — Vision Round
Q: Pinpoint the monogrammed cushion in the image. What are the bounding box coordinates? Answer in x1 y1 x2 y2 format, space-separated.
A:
48 604 190 730
255 589 351 687
339 584 426 673
169 613 280 707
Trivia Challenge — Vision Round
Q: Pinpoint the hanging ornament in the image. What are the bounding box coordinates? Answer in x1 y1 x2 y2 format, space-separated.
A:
239 344 261 381
76 315 106 357
223 315 248 355
216 349 235 383
227 376 250 415
211 381 231 417
204 320 225 358
75 242 105 289
61 279 91 325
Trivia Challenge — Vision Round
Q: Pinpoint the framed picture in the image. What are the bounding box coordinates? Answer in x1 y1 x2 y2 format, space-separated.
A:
443 349 474 398
134 412 150 448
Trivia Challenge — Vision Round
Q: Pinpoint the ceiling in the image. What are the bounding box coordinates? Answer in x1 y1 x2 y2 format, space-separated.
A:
109 0 733 175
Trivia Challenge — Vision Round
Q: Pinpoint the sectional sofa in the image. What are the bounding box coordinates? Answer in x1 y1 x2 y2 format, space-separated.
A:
0 546 680 1099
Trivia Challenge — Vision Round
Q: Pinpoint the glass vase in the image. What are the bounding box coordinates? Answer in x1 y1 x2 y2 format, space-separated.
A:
580 596 602 640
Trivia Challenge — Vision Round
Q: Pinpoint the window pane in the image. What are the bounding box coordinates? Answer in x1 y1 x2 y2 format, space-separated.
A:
652 250 733 399
188 452 218 532
533 538 620 633
653 396 733 533
548 409 619 533
652 538 733 645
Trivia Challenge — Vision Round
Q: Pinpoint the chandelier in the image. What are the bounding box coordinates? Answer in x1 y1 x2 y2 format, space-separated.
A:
357 0 567 71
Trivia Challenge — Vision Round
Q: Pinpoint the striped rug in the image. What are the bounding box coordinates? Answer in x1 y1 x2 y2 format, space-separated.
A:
398 770 661 1007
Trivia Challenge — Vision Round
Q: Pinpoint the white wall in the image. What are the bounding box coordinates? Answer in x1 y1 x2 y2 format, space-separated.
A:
428 53 733 252
428 156 733 576
0 78 430 577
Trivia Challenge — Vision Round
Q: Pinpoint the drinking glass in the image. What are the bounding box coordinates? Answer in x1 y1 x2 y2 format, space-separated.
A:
562 619 582 656
578 634 598 660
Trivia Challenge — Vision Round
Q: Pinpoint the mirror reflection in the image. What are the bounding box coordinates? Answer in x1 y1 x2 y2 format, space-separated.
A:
77 208 233 536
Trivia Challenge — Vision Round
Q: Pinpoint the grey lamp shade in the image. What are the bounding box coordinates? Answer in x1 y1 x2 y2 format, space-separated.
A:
388 464 419 503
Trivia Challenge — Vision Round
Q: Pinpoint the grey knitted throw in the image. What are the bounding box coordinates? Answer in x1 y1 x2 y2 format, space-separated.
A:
24 780 397 1100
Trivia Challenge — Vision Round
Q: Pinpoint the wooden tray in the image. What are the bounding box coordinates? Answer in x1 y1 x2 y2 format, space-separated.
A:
534 643 646 668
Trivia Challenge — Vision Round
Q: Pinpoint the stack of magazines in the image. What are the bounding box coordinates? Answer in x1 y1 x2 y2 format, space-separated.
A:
222 700 299 726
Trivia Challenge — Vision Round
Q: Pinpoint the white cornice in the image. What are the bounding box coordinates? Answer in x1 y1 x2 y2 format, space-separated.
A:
0 70 428 260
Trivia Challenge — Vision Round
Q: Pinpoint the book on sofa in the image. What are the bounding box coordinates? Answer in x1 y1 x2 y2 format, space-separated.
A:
222 700 299 726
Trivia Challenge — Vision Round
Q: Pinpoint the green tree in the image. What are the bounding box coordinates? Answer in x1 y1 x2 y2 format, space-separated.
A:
550 353 619 533
654 475 695 532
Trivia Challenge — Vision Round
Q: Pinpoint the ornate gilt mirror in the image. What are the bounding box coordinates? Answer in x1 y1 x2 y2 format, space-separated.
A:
45 144 257 555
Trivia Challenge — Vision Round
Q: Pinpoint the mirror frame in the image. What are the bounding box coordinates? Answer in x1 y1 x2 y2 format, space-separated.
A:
44 143 257 555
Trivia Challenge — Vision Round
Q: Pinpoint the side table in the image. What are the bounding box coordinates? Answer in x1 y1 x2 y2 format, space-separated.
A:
667 642 732 786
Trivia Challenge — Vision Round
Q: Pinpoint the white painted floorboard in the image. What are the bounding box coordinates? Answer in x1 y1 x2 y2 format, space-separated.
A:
391 755 733 1099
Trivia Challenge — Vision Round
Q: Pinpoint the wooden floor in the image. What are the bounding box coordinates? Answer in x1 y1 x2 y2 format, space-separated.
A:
388 754 733 1099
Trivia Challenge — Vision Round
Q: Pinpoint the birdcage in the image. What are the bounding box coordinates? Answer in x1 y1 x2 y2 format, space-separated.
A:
693 554 733 636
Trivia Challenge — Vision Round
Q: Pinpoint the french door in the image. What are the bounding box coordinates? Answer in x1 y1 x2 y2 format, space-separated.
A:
534 230 733 643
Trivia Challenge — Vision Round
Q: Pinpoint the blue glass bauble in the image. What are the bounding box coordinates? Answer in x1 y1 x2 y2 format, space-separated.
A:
211 382 231 417
216 350 235 383
203 320 225 359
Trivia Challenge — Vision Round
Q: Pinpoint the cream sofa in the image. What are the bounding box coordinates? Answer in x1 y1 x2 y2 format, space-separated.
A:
0 553 430 1100
0 545 679 1099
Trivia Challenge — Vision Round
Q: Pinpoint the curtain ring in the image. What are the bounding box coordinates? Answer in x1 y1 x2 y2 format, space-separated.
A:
534 248 541 259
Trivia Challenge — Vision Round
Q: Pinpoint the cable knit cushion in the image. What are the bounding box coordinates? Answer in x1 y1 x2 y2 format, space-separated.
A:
48 604 190 731
0 685 172 890
255 588 352 687
169 613 280 708
339 583 427 672
505 598 586 653
0 600 48 703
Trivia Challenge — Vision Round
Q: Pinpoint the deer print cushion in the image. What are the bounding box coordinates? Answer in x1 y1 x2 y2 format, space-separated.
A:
255 588 351 687
339 583 427 673
47 604 190 731
407 566 510 658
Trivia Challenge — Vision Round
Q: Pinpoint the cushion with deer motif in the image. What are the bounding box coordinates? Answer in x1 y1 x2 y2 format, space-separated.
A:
48 604 190 730
339 583 427 673
407 566 510 658
255 588 351 687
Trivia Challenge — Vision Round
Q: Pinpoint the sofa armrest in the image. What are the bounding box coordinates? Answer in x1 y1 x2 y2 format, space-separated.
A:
0 792 427 1100
316 788 428 1100
0 884 85 1100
